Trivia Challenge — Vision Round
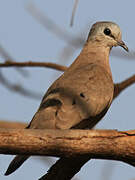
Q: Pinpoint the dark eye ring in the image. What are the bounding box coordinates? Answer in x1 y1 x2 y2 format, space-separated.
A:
104 28 111 36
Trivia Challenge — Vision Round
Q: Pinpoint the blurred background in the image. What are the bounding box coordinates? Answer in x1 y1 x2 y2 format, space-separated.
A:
0 0 135 180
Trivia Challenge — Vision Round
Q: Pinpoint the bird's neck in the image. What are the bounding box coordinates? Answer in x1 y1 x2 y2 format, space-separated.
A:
75 42 112 78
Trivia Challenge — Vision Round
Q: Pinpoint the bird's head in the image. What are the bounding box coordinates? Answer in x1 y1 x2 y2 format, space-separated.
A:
87 21 128 52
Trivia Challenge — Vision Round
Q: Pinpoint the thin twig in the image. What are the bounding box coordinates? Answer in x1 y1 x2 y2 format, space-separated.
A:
113 74 135 99
0 61 67 71
0 61 66 99
70 0 79 27
26 2 84 48
0 120 27 129
0 71 42 99
0 44 28 77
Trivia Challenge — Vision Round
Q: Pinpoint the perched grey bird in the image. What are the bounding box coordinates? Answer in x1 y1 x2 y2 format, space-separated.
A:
5 21 128 179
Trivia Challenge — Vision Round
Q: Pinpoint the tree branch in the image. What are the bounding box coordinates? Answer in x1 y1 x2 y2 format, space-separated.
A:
0 70 42 99
1 128 135 166
0 43 29 77
70 0 79 27
0 61 67 72
0 121 27 129
113 74 135 99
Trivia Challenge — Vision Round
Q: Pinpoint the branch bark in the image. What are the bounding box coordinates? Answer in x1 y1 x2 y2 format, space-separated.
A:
1 128 135 166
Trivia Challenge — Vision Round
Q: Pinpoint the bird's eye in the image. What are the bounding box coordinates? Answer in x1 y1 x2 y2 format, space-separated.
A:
104 28 111 36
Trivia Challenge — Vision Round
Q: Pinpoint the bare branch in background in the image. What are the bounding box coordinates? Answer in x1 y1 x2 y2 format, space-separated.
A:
70 0 79 27
0 61 66 99
0 120 27 129
114 74 135 99
0 44 28 77
26 2 84 48
0 61 67 72
0 71 42 99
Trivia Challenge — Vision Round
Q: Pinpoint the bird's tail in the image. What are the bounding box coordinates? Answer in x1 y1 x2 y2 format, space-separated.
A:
5 155 29 176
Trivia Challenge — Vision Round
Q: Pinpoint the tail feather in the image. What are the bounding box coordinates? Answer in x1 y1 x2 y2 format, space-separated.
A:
5 155 29 176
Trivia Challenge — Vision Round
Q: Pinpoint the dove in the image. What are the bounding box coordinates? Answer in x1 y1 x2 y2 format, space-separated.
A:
5 21 128 179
